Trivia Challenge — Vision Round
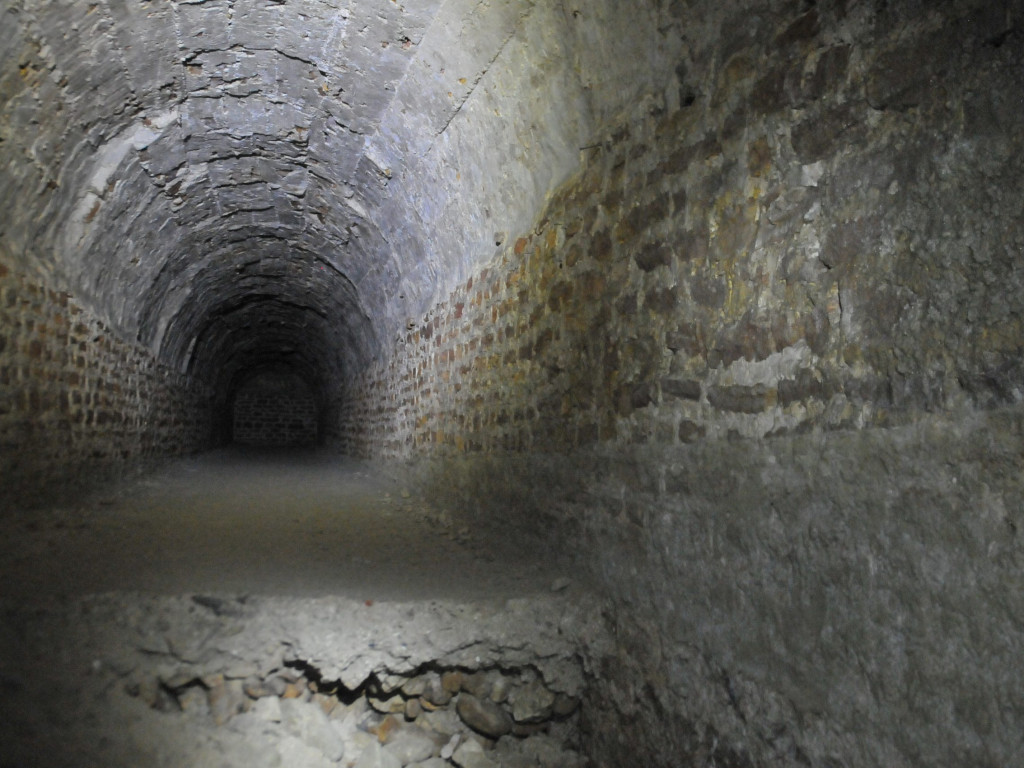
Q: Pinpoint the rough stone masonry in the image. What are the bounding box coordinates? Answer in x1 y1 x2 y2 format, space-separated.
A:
2 1 1024 767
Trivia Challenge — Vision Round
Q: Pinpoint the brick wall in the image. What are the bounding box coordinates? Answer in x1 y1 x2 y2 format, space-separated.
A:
232 371 318 447
0 258 211 509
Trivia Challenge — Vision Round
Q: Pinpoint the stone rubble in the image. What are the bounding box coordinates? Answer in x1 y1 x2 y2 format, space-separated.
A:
135 660 587 768
0 592 604 768
144 662 584 767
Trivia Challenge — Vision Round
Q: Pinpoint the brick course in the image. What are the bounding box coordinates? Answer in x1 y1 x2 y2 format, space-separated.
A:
232 371 318 447
0 259 211 508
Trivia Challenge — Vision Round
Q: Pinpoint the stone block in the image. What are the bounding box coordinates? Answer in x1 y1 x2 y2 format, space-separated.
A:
790 104 861 163
821 215 884 271
634 241 673 272
749 66 797 114
645 286 678 315
803 45 851 103
659 135 722 177
866 29 956 110
678 420 706 443
456 694 512 739
707 384 775 414
662 379 702 401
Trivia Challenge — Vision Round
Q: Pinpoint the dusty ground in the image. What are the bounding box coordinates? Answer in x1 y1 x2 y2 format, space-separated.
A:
0 448 600 768
0 446 569 601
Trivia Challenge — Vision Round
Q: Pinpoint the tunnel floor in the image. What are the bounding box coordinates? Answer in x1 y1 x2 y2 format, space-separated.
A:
0 451 600 768
0 447 569 601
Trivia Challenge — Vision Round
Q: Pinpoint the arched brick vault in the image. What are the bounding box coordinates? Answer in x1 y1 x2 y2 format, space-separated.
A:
0 0 679 401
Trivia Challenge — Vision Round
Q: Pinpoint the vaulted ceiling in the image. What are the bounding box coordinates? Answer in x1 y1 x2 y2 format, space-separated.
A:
0 0 681 397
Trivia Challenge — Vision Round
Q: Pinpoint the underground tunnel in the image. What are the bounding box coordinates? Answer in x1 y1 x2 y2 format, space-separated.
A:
2 0 1024 766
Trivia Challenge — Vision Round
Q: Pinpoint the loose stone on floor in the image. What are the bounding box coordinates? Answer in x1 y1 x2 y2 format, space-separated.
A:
0 592 602 768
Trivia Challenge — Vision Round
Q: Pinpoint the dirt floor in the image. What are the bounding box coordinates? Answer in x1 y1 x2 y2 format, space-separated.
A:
0 448 600 768
0 446 568 601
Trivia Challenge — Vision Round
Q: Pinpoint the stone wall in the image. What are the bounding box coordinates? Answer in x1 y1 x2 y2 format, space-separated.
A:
232 371 319 447
341 0 1023 457
402 412 1024 768
0 257 211 509
338 2 1024 766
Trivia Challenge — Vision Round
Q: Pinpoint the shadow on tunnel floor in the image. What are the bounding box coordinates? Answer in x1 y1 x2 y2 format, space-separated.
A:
0 446 572 603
